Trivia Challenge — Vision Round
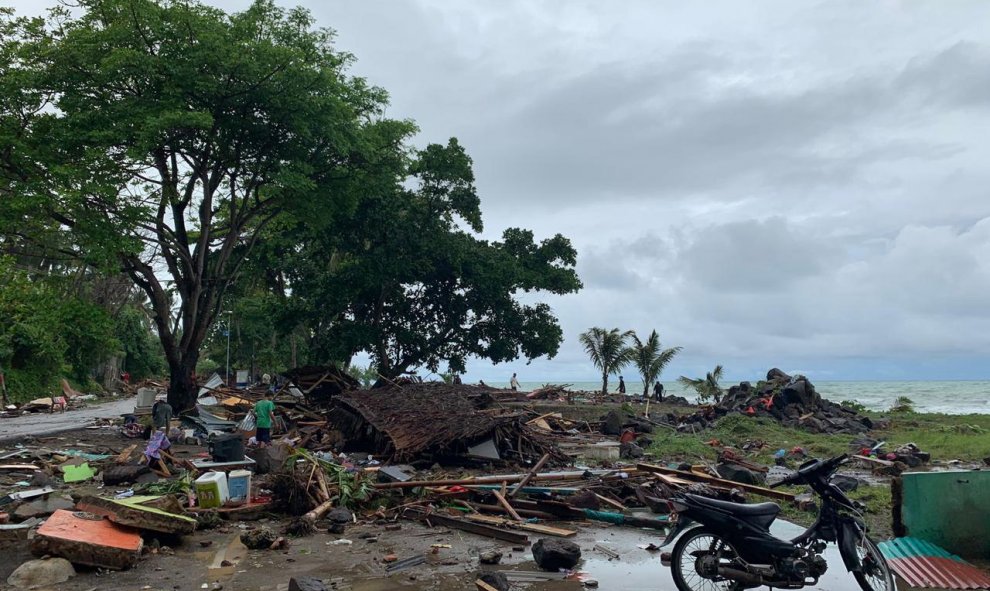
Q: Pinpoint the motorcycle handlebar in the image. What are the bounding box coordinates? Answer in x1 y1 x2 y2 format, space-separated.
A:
769 454 850 488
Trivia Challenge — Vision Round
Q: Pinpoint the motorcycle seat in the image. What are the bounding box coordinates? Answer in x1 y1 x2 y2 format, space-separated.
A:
684 494 781 523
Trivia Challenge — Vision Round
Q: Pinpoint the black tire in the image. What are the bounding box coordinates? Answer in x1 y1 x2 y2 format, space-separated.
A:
852 535 895 591
670 527 746 591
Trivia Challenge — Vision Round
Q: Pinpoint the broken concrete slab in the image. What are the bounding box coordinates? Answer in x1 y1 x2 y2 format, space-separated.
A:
102 464 151 486
76 495 196 535
6 557 75 589
12 495 74 519
30 509 143 570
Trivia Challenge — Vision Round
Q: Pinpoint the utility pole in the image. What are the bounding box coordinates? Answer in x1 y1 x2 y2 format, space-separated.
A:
225 310 233 386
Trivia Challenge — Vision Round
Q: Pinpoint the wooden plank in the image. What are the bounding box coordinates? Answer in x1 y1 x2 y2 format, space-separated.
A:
115 444 138 464
404 509 529 545
0 464 40 471
637 462 795 502
465 502 558 521
594 493 627 512
493 491 524 521
653 473 696 487
525 412 561 425
476 580 500 591
464 513 577 538
531 418 552 431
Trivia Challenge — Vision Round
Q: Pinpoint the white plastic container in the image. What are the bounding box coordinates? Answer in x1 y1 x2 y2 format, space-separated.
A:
227 469 252 506
194 471 229 508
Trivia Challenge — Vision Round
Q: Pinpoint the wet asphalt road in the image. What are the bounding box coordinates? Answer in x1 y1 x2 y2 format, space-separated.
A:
0 396 134 441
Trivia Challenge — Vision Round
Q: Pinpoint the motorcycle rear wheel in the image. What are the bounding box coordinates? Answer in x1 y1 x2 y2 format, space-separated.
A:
670 528 751 591
852 535 895 591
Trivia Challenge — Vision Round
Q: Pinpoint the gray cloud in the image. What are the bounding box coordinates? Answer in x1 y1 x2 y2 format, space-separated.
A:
9 0 990 381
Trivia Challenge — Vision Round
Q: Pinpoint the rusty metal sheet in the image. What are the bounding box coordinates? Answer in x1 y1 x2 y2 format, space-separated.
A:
879 537 990 590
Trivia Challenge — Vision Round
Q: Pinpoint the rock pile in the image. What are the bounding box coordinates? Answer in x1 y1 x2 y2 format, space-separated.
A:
719 368 873 435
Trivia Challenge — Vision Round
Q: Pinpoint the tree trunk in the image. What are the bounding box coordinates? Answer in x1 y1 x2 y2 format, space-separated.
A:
643 380 649 397
290 333 297 368
600 373 608 396
167 351 199 412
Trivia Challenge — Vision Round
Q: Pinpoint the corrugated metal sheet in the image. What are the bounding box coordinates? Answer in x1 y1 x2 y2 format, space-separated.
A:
878 537 990 590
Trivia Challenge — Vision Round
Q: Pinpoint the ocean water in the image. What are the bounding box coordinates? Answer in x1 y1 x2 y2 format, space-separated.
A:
491 380 990 415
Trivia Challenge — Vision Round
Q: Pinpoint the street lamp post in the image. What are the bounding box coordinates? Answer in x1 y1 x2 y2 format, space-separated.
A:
225 311 233 386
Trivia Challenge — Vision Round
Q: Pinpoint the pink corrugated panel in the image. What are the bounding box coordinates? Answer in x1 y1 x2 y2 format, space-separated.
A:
888 556 990 590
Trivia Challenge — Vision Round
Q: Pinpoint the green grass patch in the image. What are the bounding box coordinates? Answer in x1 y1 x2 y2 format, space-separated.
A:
872 412 990 462
648 414 852 464
646 411 990 465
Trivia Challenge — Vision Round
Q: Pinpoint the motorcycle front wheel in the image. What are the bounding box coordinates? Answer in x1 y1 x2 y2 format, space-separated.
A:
852 535 895 591
670 528 750 591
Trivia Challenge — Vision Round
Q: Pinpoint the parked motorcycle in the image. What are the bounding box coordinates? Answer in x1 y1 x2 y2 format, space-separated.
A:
660 454 894 591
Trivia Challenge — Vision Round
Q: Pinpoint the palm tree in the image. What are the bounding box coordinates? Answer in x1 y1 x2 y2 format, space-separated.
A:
631 330 682 398
579 327 634 395
678 365 725 404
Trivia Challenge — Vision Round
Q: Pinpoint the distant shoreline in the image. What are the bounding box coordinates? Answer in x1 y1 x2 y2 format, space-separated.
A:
472 379 990 415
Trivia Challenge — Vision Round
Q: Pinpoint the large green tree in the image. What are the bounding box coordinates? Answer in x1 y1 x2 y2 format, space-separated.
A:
1 0 393 409
579 327 634 395
630 330 682 397
257 138 582 378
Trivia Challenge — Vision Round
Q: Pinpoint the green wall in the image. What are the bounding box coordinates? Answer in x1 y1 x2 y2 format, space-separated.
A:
900 470 990 558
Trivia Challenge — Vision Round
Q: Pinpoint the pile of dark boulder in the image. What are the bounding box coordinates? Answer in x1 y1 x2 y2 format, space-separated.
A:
718 368 875 435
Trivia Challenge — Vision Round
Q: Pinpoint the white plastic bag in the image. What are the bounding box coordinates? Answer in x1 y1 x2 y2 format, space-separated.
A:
238 411 256 432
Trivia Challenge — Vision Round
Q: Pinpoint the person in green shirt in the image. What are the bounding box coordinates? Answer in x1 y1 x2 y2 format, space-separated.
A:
253 391 276 447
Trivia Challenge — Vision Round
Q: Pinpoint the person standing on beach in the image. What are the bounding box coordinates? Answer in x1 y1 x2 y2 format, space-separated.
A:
510 373 520 391
654 380 664 402
253 391 276 448
618 376 626 394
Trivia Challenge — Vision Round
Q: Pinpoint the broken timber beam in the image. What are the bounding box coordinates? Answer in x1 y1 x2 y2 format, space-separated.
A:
375 469 642 490
508 453 551 498
403 508 529 545
493 491 524 522
76 496 196 535
464 514 577 538
636 462 795 502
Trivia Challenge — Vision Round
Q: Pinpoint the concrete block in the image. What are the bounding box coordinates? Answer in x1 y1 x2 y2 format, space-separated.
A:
30 509 143 570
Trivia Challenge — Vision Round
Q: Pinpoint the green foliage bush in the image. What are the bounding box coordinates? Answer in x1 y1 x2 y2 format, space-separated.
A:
841 399 868 413
0 258 133 401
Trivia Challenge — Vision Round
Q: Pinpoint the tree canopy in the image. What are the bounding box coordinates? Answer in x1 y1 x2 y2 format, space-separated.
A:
1 0 400 408
0 0 581 401
233 138 582 379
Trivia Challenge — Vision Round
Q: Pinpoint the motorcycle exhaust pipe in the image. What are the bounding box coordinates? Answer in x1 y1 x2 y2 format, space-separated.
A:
717 567 764 586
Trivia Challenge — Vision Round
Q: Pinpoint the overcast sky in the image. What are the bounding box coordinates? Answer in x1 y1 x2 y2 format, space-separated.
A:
13 1 990 383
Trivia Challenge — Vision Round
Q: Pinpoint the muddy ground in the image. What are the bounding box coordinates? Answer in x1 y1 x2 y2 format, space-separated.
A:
0 505 873 591
0 423 879 591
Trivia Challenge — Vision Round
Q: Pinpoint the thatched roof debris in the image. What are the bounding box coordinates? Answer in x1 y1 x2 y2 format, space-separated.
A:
332 383 566 465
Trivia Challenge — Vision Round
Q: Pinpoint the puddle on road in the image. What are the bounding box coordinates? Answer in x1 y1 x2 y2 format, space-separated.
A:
522 520 872 591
